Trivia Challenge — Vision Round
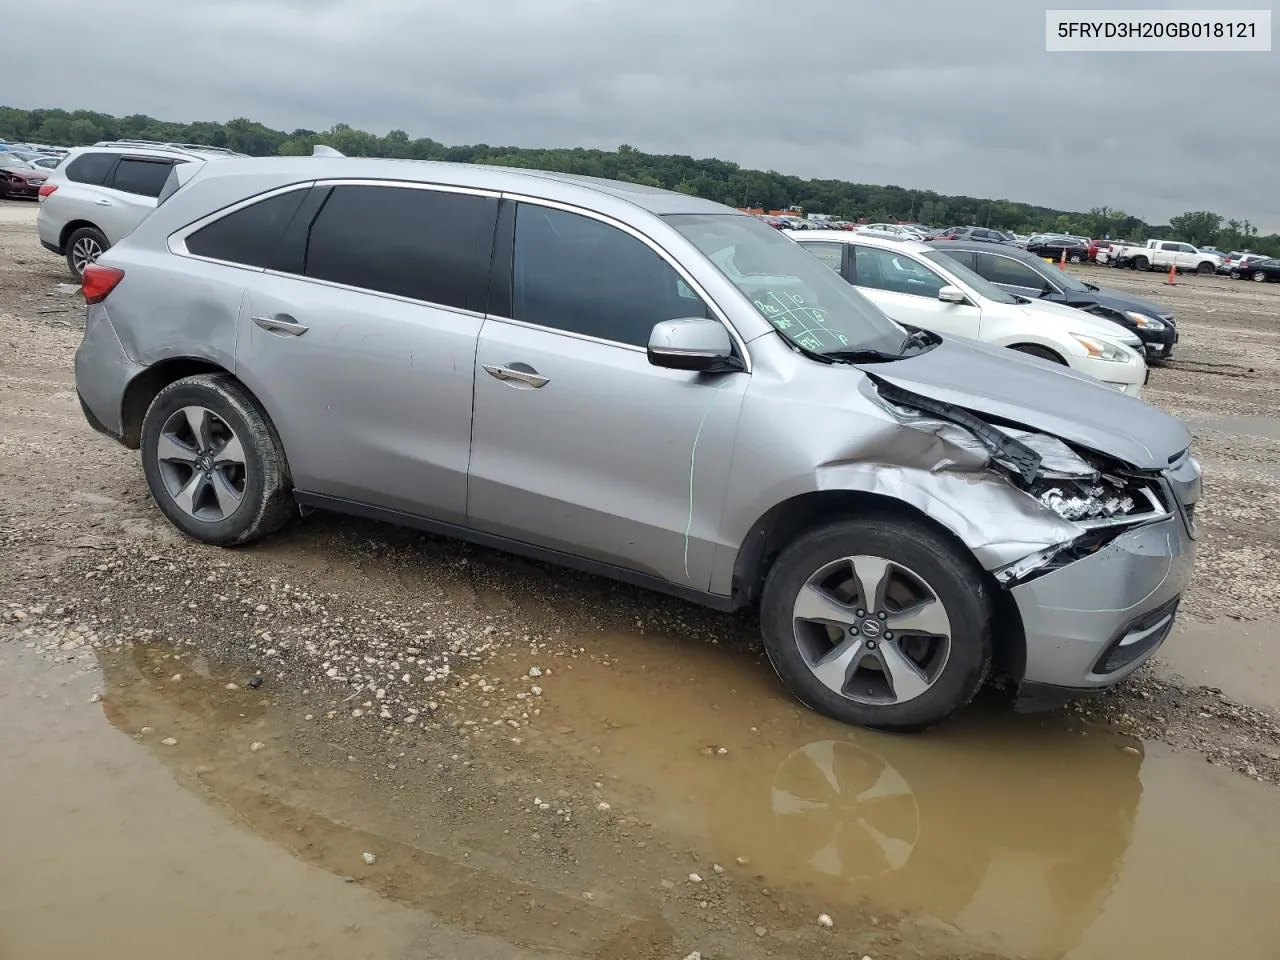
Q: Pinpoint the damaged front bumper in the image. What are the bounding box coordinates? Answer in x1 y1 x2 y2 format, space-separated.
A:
997 456 1200 707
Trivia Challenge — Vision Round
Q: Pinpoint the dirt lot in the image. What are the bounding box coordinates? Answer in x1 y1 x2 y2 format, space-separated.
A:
3 198 1280 960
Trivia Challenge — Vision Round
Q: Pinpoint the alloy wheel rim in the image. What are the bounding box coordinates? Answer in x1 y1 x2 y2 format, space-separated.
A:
155 406 247 522
72 237 102 273
791 555 952 706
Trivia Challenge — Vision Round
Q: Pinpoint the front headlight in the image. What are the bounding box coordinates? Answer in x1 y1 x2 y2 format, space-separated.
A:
1071 333 1134 363
1125 310 1167 330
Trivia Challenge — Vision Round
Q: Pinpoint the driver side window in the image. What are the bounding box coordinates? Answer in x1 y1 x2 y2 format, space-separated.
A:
853 246 946 298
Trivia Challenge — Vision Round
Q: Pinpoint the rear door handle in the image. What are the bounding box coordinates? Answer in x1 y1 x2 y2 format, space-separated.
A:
94 199 112 206
252 314 310 337
483 363 549 388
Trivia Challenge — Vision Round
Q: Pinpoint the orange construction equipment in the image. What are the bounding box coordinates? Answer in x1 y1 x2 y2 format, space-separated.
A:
1167 262 1177 285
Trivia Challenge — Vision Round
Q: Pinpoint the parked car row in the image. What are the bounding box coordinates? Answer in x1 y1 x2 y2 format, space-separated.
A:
1219 251 1280 281
68 155 1199 734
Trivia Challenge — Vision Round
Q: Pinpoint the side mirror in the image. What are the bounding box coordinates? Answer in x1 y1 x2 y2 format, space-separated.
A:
937 285 966 304
647 318 743 373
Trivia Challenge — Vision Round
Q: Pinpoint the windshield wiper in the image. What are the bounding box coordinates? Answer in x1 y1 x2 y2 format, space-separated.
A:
820 347 905 363
1084 282 1100 292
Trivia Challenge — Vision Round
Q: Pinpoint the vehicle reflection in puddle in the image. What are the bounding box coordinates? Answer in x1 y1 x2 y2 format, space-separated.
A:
529 629 1280 960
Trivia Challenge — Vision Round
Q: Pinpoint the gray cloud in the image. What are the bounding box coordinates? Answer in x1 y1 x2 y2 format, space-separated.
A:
7 0 1277 228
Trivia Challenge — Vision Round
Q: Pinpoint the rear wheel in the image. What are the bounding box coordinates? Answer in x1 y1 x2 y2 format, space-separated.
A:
759 517 992 732
1230 270 1242 279
1131 256 1150 271
1010 343 1067 365
140 373 295 546
65 226 107 281
1068 253 1083 264
1196 261 1214 276
1253 271 1268 283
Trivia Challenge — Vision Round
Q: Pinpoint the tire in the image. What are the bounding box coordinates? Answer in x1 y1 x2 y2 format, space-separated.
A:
1230 270 1242 279
1253 271 1268 283
1195 261 1214 276
759 517 993 732
1010 343 1067 365
1068 253 1083 264
1131 256 1150 271
140 373 295 546
65 226 108 280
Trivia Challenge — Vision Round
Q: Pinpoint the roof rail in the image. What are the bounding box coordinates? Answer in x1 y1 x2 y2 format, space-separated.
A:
91 139 247 157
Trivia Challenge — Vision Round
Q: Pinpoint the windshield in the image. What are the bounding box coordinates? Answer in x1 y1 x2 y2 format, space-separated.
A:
666 213 908 356
922 251 1019 304
0 157 34 170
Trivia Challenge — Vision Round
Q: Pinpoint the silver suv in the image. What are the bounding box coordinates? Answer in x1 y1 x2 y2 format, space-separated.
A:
71 158 1201 731
36 139 245 279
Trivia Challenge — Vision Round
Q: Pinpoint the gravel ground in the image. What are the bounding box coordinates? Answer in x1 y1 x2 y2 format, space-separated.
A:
3 201 1279 958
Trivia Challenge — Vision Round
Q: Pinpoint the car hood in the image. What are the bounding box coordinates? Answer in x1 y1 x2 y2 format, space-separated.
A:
1 167 41 180
861 337 1190 469
1085 287 1172 319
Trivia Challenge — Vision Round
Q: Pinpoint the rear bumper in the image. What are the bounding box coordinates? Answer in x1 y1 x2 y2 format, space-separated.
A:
1011 514 1196 692
74 304 142 443
40 239 61 256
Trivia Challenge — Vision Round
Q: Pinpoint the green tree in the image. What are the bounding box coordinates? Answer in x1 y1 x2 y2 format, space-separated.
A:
1169 210 1223 247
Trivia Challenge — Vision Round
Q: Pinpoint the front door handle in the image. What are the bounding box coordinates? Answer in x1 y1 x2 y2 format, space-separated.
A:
94 199 112 206
483 363 549 388
252 314 310 337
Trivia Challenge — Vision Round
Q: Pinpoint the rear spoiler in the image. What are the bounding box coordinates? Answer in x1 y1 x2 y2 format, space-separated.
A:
156 143 347 206
156 162 202 206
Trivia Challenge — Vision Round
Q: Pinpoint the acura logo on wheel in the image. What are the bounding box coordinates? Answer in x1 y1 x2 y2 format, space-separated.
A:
861 619 882 639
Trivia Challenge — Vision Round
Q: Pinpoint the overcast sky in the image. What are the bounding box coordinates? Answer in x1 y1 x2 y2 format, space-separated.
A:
7 0 1278 229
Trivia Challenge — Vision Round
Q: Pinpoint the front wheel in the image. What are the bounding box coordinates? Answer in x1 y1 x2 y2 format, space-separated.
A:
759 517 993 732
1196 262 1214 276
1253 271 1269 283
140 373 296 546
1068 253 1083 264
1230 270 1242 279
1131 256 1150 271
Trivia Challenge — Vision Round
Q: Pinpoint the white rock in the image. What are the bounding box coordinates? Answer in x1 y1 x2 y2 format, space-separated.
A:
716 746 728 755
735 856 749 865
250 741 266 752
531 685 543 696
817 913 834 928
139 726 154 735
688 872 703 883
712 863 724 874
88 693 102 703
361 851 377 864
596 801 611 811
682 953 702 960
528 666 543 678
161 737 178 746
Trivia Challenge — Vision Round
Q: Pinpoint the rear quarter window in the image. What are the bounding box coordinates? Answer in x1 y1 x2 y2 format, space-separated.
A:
65 152 118 186
185 188 311 270
111 158 179 198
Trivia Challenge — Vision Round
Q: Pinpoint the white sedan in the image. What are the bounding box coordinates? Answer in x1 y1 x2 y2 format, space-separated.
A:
790 231 1148 396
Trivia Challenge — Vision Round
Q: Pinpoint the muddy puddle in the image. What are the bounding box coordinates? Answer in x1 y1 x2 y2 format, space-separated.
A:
4 623 1280 960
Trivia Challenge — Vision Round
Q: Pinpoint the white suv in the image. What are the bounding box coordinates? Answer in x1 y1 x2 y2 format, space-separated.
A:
37 139 245 279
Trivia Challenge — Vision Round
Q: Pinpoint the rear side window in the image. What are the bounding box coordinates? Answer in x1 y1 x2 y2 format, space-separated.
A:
111 158 178 198
800 241 845 272
186 189 310 269
65 152 118 186
304 185 497 312
512 204 711 347
979 254 1046 289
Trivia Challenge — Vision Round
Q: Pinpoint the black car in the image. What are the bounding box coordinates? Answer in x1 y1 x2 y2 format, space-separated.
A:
946 226 1014 244
1242 258 1280 282
1026 236 1090 263
928 241 1179 360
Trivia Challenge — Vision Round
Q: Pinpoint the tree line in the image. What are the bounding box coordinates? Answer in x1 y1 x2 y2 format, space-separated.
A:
3 106 1276 257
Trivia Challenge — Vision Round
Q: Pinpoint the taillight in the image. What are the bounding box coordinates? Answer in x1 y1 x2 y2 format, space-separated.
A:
38 183 57 199
82 264 125 304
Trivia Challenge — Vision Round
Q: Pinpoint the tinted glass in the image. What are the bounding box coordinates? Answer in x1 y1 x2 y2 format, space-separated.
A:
306 185 497 312
853 246 946 297
513 204 710 347
922 250 1018 304
799 241 845 272
980 254 1046 288
65 152 118 186
111 158 177 198
186 189 309 269
669 213 906 355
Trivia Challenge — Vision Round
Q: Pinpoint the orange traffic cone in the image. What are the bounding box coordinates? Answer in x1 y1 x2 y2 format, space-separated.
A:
1059 248 1067 269
1167 262 1177 285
